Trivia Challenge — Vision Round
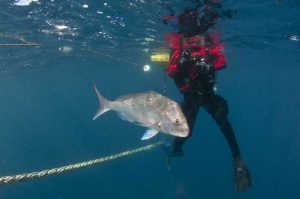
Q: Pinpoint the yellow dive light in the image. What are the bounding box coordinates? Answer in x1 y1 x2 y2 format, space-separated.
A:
150 49 170 68
151 53 170 62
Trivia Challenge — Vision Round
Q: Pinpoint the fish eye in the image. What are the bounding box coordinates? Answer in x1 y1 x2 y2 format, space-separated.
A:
174 119 180 125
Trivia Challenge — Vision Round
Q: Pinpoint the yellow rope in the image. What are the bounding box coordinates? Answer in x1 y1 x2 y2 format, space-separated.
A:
0 43 42 46
0 141 163 185
0 33 42 47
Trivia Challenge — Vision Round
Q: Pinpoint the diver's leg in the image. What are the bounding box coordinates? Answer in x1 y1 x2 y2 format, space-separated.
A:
204 94 252 192
204 95 240 157
171 93 200 155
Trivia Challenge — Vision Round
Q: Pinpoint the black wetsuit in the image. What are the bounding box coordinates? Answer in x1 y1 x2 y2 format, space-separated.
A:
166 2 252 192
171 59 241 159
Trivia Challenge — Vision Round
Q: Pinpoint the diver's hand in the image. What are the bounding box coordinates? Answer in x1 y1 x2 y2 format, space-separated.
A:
179 83 191 94
162 141 184 157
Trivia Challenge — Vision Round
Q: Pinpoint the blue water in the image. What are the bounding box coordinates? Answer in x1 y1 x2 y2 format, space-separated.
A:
0 0 299 198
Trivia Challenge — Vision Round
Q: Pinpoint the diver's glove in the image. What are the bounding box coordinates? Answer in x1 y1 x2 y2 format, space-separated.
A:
162 141 184 157
178 50 191 67
195 59 213 74
233 157 253 192
179 83 191 94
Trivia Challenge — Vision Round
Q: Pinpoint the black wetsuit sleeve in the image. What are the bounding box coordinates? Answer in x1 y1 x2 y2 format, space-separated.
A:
173 72 187 91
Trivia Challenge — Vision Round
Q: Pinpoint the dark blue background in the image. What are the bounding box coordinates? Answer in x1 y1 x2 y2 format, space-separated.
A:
0 0 299 198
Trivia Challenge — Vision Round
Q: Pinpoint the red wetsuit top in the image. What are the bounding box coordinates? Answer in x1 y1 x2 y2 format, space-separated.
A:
165 32 227 93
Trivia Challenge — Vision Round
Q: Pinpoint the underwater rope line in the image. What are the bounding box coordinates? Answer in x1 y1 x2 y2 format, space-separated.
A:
0 141 163 186
80 48 140 67
0 34 136 68
80 48 169 96
0 43 42 46
0 33 42 47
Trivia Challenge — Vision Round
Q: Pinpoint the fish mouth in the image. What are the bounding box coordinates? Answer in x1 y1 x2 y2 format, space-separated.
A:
176 130 189 137
176 133 188 138
167 122 189 137
182 131 189 137
180 126 189 137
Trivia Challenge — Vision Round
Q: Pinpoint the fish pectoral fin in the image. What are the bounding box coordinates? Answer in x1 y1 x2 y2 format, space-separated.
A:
141 129 159 140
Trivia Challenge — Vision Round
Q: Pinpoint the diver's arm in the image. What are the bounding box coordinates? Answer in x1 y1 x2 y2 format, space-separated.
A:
167 48 190 93
173 72 190 93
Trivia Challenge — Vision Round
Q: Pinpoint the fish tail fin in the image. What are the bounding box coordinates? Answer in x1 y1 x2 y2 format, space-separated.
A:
93 84 110 120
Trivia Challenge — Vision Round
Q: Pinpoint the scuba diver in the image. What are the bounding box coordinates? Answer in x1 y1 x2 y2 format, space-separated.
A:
162 0 252 192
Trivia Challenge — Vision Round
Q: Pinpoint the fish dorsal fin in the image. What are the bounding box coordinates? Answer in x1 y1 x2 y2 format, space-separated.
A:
141 129 159 140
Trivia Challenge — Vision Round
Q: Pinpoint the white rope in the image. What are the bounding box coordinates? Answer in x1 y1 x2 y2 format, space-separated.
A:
0 141 163 185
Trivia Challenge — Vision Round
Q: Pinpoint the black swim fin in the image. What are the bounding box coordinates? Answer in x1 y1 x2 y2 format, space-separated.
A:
234 165 252 192
233 157 252 192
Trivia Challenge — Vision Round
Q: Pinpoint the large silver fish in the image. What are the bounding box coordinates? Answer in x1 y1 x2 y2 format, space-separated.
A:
93 85 189 140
